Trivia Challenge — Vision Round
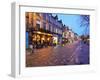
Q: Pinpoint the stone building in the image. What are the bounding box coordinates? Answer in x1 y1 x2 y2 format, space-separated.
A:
26 12 63 48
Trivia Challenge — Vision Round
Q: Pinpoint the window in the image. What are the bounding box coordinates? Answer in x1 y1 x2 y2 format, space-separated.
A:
26 13 29 27
36 23 40 30
49 25 51 31
36 19 41 30
36 13 41 17
56 28 58 33
29 12 33 28
43 13 46 20
50 26 52 32
36 20 41 24
43 22 46 30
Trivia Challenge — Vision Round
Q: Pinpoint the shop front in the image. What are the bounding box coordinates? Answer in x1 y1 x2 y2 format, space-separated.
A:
32 31 53 49
62 38 69 45
52 34 58 46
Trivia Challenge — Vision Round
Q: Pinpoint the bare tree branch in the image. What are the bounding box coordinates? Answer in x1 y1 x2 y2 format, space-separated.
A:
80 15 90 35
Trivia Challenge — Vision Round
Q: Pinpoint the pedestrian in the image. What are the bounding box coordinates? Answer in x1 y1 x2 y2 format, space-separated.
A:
29 44 33 54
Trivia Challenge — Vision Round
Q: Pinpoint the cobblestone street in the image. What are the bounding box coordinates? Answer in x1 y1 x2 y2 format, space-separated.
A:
26 40 89 67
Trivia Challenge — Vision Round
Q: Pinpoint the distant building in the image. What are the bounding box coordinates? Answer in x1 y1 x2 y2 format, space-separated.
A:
62 25 79 44
62 25 69 44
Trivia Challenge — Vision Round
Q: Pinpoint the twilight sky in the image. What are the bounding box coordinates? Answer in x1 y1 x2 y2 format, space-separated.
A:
52 13 90 36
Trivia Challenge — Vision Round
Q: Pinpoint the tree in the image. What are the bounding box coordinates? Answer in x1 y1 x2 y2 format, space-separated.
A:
80 15 90 35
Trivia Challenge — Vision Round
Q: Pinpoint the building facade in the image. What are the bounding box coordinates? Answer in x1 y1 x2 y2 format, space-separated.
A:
26 12 79 49
62 25 79 44
26 12 63 49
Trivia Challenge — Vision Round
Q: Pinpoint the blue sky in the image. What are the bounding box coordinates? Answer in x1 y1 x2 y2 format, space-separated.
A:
52 14 89 36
